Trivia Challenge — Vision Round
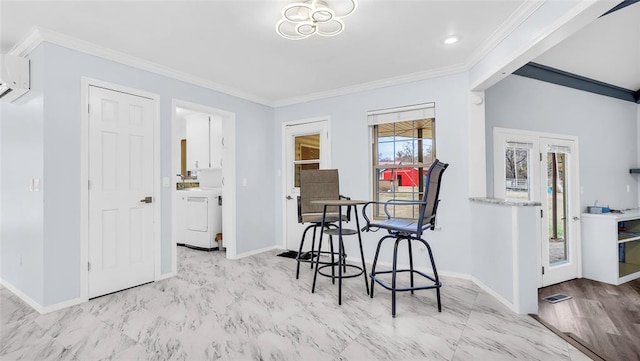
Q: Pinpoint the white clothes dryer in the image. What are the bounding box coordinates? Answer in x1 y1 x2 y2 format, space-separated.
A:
177 187 222 250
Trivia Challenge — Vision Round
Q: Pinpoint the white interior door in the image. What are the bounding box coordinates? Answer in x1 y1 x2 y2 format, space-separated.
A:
88 86 155 298
283 120 329 251
494 129 580 287
539 137 580 286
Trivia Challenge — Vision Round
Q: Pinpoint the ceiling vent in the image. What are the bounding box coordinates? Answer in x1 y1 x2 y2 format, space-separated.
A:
0 54 30 103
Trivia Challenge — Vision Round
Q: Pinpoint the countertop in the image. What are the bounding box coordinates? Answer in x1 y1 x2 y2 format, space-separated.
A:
469 197 541 207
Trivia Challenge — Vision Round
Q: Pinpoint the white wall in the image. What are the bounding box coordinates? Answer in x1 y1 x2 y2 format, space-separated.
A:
485 75 638 211
0 45 46 304
637 104 640 206
2 42 275 307
470 201 539 314
274 73 473 275
470 203 514 302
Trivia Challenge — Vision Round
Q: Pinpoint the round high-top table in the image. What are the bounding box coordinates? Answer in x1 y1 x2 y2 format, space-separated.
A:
310 199 370 305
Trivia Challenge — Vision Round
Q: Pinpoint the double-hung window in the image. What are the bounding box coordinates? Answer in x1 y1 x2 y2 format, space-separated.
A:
369 103 436 220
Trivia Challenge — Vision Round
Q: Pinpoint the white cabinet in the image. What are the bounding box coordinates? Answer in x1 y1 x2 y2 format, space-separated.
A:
185 114 223 171
582 209 640 285
186 113 210 170
209 116 223 169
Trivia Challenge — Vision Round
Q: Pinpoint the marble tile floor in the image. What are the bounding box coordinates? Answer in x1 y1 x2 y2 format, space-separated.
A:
1 247 591 361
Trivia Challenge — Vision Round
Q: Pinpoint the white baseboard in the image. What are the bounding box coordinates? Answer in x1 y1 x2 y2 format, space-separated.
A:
40 297 85 314
470 276 516 313
0 278 84 314
0 277 45 313
156 271 176 281
232 245 279 260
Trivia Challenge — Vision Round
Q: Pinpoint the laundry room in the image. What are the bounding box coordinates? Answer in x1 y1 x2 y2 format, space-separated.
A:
174 105 224 252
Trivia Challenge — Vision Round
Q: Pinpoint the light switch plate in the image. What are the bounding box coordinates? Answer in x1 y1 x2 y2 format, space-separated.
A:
30 178 41 192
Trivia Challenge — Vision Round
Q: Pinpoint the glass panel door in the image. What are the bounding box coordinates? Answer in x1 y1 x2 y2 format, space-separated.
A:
293 134 320 188
540 138 579 287
493 129 580 287
546 149 568 265
284 120 329 251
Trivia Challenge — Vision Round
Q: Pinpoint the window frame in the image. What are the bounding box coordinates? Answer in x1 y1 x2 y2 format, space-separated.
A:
369 104 436 221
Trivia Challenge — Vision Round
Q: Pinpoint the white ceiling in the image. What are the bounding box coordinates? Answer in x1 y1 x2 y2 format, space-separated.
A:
534 1 640 91
1 1 636 105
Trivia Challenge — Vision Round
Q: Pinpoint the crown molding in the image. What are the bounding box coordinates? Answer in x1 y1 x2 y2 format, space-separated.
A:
5 0 583 110
274 1 546 108
469 0 613 91
8 27 43 57
9 26 274 107
465 0 545 68
274 62 468 107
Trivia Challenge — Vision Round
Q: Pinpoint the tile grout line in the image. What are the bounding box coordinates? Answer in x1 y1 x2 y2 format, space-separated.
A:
449 288 481 361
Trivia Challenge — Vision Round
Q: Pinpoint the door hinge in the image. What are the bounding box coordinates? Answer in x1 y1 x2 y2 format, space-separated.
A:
540 153 542 161
540 209 543 218
542 266 545 275
88 262 91 271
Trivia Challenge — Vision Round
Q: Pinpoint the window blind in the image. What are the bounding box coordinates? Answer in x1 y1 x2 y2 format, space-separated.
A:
367 103 435 126
506 141 534 149
547 145 571 154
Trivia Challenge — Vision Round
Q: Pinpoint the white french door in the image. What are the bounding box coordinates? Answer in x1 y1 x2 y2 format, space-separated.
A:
88 86 155 298
283 120 330 251
539 137 580 286
494 129 581 287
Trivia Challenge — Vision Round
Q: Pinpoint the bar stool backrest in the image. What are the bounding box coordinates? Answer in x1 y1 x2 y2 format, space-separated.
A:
417 159 449 237
299 169 340 223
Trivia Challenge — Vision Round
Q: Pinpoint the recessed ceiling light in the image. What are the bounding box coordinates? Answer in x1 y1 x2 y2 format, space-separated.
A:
442 35 460 45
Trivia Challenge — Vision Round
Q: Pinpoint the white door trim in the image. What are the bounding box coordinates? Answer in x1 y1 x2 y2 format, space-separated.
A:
80 77 161 302
492 127 582 287
280 117 331 250
171 99 237 261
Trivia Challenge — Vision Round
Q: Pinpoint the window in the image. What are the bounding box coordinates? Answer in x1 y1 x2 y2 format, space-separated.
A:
504 141 532 200
369 104 435 220
293 134 320 188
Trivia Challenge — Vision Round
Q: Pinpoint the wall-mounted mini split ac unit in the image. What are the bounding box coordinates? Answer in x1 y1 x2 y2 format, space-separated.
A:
0 54 30 103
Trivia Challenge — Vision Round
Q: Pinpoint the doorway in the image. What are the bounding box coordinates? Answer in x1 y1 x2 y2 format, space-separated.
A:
494 128 581 287
171 100 237 268
282 119 330 251
80 78 161 300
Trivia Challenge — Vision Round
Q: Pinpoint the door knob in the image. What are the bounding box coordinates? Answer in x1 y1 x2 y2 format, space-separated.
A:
286 195 293 200
140 196 153 203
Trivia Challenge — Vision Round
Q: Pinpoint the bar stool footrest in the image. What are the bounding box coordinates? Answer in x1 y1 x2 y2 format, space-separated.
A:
297 250 345 265
323 228 358 236
318 264 364 279
370 269 441 292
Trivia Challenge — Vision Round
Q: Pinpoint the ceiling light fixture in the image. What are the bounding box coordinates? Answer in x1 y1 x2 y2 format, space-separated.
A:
442 35 460 45
276 0 357 40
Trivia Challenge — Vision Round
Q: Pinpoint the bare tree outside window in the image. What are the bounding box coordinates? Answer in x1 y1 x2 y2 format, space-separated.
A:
505 146 529 200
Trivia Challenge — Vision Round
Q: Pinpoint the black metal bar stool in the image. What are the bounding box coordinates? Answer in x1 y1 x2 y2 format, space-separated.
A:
295 169 349 279
362 159 449 317
311 199 370 305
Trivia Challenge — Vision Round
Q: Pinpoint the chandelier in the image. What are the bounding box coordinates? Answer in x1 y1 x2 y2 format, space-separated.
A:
276 0 357 40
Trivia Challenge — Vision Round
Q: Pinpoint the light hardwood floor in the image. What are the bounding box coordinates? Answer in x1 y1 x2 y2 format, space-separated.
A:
538 278 640 361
